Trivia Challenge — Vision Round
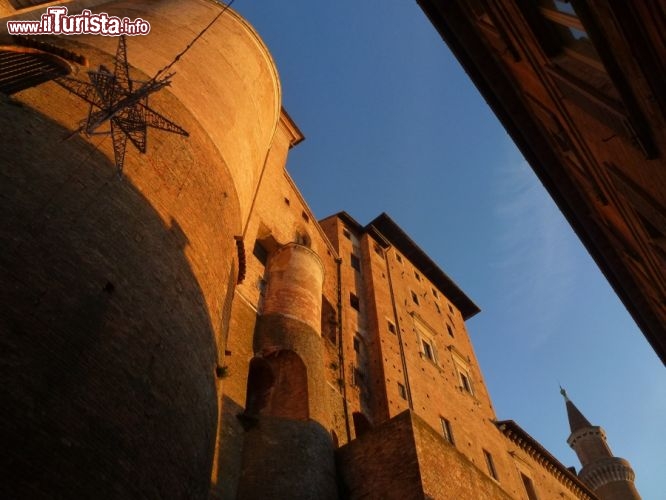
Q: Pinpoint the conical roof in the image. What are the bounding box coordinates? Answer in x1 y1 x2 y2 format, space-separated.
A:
560 387 593 433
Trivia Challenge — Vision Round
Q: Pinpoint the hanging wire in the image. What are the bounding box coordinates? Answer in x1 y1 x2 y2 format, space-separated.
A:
150 0 236 83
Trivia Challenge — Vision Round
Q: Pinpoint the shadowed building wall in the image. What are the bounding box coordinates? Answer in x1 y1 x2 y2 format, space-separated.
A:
0 0 281 497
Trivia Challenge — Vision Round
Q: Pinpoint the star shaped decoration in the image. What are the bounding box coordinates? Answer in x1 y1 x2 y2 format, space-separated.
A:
55 35 189 175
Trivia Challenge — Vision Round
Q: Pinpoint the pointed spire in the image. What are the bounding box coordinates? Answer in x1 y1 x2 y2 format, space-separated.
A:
560 387 593 433
559 385 569 402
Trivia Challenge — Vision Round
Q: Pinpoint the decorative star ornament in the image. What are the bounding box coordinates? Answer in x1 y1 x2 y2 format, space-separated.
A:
55 35 189 175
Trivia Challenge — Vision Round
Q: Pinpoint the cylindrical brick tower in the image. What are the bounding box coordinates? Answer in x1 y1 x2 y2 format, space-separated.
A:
237 243 338 499
0 1 281 497
562 389 641 500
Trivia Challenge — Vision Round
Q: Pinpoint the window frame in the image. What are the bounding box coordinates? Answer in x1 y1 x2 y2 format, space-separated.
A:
350 253 361 272
440 417 455 445
483 449 499 481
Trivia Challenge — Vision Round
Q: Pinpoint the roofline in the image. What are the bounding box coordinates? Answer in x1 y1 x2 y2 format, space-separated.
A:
279 107 304 148
321 211 480 320
496 420 599 500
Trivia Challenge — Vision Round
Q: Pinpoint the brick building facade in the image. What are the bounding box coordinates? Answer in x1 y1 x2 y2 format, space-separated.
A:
0 0 640 498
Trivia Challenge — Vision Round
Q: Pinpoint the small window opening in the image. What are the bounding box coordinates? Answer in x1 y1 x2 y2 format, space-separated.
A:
411 291 419 305
351 254 361 272
397 382 407 400
350 293 360 311
440 417 454 445
483 450 498 481
460 372 472 394
521 473 539 500
253 241 268 266
422 340 434 361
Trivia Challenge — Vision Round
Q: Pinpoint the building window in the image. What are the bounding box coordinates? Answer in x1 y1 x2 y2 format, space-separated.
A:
422 339 434 361
411 291 419 306
483 449 498 481
395 253 402 263
301 211 309 223
538 1 599 62
521 473 539 500
343 228 351 240
387 320 396 334
397 382 407 400
353 335 361 352
440 417 454 445
373 243 383 256
448 303 453 314
350 293 360 311
435 303 441 314
253 241 268 266
432 288 438 298
414 271 421 281
351 254 360 272
284 197 290 206
460 371 472 394
447 324 454 338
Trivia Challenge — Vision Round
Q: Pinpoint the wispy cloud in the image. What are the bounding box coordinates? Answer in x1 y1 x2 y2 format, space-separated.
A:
491 152 579 347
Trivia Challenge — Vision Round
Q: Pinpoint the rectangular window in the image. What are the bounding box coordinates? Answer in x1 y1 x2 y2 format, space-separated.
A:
447 324 454 338
440 417 454 445
414 271 421 281
448 303 454 314
373 243 383 256
432 288 438 298
521 473 539 500
253 241 268 266
483 449 498 481
411 291 420 306
387 320 396 334
395 253 402 263
422 339 434 361
351 254 360 272
397 382 407 400
539 3 599 61
350 293 360 311
460 372 472 394
343 228 351 240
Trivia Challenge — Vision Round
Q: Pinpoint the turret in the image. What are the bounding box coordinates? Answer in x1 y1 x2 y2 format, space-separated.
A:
561 388 641 500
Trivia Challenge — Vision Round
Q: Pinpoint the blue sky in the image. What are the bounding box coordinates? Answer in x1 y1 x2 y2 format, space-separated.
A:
233 1 664 496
